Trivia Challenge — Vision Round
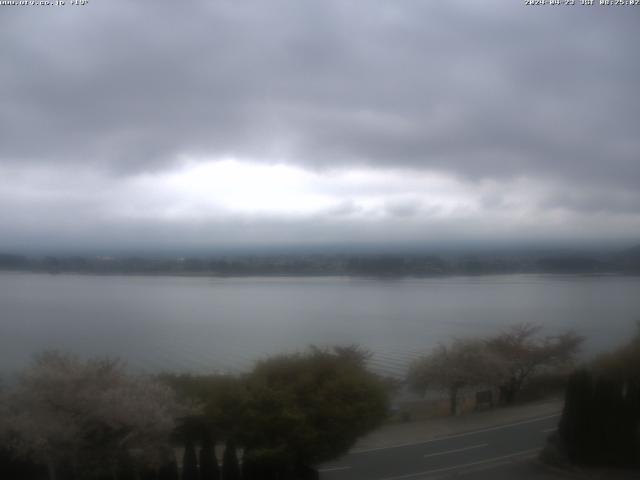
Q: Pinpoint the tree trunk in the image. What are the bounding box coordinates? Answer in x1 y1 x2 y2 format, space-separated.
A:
449 385 459 416
46 458 57 480
500 377 521 404
222 440 241 480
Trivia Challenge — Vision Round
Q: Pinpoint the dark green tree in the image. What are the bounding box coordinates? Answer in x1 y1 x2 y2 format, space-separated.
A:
559 369 594 463
240 346 388 475
558 329 640 468
115 452 136 480
158 450 180 480
222 440 240 480
160 374 247 444
198 435 219 480
182 440 198 480
0 447 46 480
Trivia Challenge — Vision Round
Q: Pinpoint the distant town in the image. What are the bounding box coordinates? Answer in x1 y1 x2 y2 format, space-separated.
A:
1 245 639 277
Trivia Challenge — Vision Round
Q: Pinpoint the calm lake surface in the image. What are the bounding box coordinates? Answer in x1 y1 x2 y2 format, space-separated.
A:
1 272 639 377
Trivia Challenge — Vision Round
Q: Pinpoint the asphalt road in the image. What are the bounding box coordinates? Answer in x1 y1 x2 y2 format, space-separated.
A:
318 414 561 480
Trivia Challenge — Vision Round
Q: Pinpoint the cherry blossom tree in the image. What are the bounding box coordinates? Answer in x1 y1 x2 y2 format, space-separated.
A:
487 323 583 403
408 339 506 415
2 351 191 480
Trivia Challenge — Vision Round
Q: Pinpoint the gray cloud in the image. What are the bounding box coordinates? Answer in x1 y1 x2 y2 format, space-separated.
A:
1 2 637 178
0 0 638 249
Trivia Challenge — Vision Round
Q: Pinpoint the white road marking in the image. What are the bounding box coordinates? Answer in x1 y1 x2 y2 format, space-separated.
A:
542 427 557 433
377 448 541 480
350 413 560 454
423 443 488 458
318 466 352 473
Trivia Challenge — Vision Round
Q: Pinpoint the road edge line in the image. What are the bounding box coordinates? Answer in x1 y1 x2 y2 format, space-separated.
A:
350 413 560 454
377 448 541 480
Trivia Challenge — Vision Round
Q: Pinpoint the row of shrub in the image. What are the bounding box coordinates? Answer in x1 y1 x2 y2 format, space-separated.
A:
559 371 640 466
1 346 388 480
547 326 640 468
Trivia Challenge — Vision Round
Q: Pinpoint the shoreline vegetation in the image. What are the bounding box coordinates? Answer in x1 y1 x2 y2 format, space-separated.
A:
1 347 388 480
542 325 640 470
2 324 637 478
1 245 639 278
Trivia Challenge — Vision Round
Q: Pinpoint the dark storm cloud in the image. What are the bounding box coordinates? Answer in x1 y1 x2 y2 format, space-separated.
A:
1 0 638 187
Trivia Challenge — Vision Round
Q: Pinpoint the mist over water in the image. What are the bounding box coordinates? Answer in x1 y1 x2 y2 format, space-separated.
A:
1 271 638 379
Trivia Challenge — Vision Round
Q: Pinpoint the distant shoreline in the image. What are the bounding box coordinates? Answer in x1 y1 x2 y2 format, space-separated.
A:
1 249 639 278
0 268 636 280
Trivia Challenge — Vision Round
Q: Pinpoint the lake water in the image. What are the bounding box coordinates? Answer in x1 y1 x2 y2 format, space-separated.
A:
1 272 639 378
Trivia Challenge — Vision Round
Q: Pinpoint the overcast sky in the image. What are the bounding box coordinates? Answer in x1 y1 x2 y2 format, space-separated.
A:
1 0 638 253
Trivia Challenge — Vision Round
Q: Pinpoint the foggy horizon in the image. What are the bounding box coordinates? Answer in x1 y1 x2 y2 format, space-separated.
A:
1 237 638 260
